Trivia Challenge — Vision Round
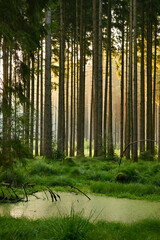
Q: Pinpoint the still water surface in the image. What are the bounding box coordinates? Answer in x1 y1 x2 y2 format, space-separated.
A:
0 192 160 223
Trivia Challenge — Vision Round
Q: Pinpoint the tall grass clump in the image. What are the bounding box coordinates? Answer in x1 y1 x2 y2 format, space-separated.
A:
52 209 92 240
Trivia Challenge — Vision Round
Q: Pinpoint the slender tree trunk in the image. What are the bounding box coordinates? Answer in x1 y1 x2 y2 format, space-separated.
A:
14 49 17 138
35 51 40 156
126 0 133 158
90 60 94 157
77 0 84 156
108 0 114 156
92 0 98 156
104 49 108 156
147 0 152 153
8 49 12 146
152 20 157 155
120 19 124 157
40 40 44 156
26 55 30 148
140 4 145 153
97 0 102 155
2 40 9 159
58 0 65 152
65 39 69 156
76 0 79 155
73 39 76 155
30 54 34 155
133 0 138 161
124 28 129 156
44 8 52 158
70 37 73 156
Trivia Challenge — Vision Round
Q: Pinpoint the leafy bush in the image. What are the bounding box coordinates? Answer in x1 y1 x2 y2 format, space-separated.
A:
116 166 140 183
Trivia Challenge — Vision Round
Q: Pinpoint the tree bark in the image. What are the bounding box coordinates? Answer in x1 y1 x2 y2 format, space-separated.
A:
35 50 40 156
133 0 138 161
140 4 145 153
58 0 65 153
152 20 157 155
40 40 44 156
44 8 52 158
77 0 84 156
146 0 152 153
30 54 34 155
97 0 102 155
120 19 124 158
92 0 98 156
65 39 69 156
108 0 114 156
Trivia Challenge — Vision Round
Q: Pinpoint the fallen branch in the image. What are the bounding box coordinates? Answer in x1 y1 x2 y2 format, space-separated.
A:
68 185 91 200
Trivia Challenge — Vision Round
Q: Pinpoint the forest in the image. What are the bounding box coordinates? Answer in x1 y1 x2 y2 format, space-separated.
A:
0 0 160 239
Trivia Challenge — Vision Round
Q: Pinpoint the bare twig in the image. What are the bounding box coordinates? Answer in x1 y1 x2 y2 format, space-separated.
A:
68 185 91 200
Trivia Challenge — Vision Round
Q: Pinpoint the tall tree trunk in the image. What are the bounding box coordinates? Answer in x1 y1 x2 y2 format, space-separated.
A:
120 19 124 158
2 40 9 160
40 40 44 156
126 0 133 158
133 0 138 161
35 51 40 156
30 54 34 155
124 28 129 156
58 0 65 152
77 0 84 156
97 0 102 155
140 4 145 153
70 37 73 156
152 20 157 155
73 39 76 155
146 0 152 153
90 60 94 157
44 8 52 158
26 55 30 148
65 39 69 156
76 0 79 155
108 0 114 156
103 49 108 156
92 0 98 156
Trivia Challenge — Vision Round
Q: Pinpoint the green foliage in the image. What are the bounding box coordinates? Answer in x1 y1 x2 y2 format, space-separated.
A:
0 216 160 240
1 157 160 200
0 139 32 168
52 210 91 240
139 151 155 161
52 141 65 160
116 166 139 183
0 165 28 186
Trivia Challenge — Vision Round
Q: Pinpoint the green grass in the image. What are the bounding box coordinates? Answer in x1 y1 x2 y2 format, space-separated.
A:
1 156 160 201
0 215 160 240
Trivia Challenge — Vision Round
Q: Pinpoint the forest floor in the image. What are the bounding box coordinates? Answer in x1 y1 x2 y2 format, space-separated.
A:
1 154 160 201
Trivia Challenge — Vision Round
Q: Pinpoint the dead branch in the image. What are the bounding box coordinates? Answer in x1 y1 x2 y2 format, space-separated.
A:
68 185 91 200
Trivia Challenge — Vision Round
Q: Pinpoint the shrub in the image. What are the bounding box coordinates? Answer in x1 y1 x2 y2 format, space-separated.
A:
116 166 140 183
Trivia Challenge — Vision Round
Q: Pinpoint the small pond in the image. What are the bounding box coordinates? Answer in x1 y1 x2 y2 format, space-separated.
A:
0 192 160 223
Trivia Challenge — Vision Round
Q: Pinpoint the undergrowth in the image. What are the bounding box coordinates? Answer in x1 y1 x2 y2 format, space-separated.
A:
0 215 160 240
1 156 160 200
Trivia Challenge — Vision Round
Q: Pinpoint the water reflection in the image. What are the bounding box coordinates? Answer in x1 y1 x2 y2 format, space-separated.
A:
0 192 160 223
